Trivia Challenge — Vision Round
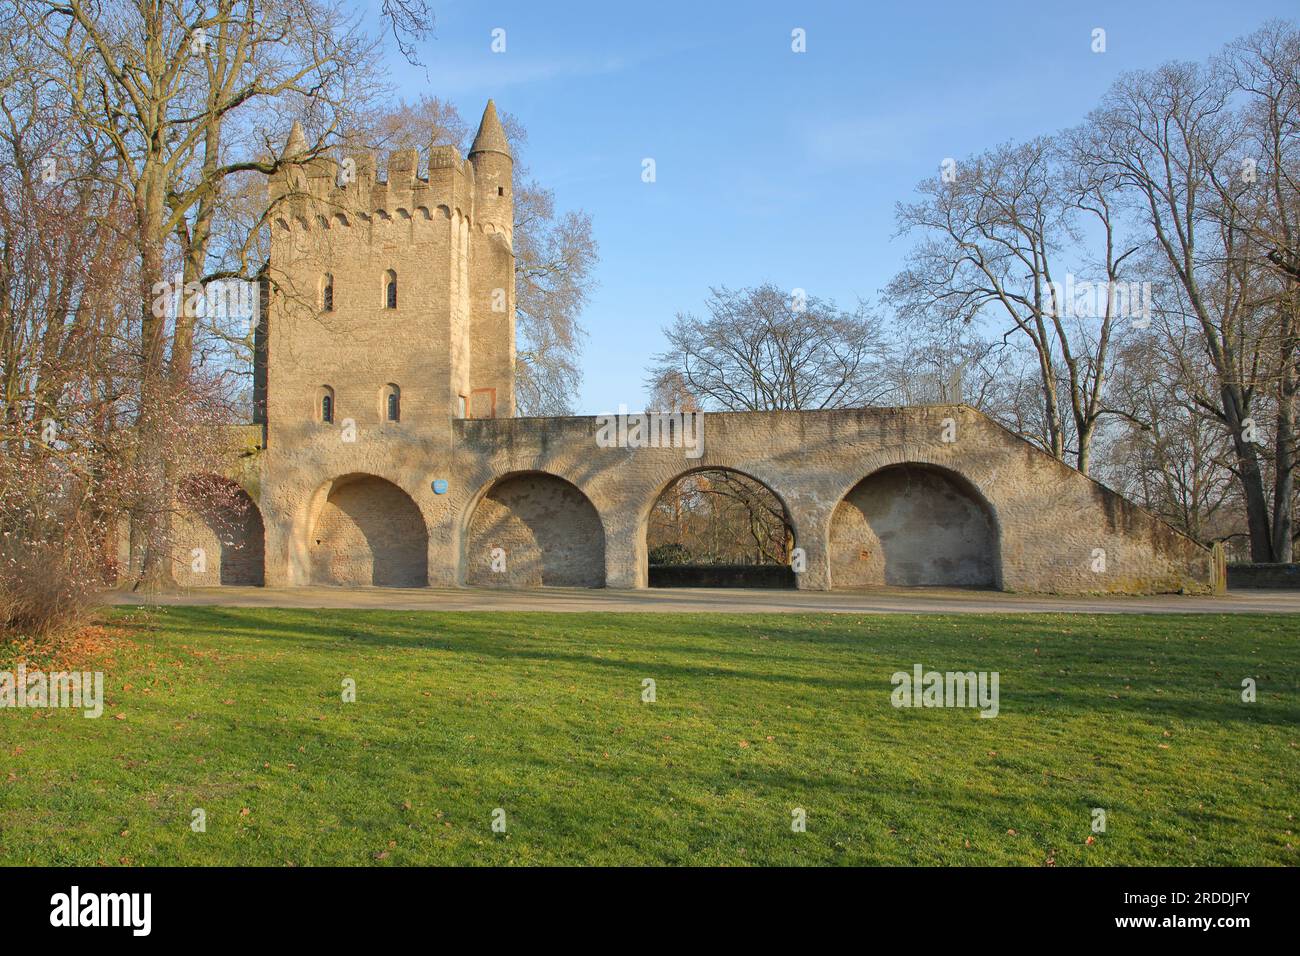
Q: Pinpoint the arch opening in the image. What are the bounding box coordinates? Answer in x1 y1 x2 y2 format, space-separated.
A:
308 474 427 587
830 463 999 589
645 468 794 588
464 472 605 588
174 475 265 586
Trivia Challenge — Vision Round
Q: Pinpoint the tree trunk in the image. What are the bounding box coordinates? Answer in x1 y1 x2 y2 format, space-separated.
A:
1273 371 1296 562
1222 384 1276 562
129 174 177 591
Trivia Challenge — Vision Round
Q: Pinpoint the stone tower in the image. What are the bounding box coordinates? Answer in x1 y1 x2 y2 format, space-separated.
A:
258 100 516 454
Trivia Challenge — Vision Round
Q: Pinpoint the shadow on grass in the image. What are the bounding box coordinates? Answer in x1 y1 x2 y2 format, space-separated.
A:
115 606 1300 729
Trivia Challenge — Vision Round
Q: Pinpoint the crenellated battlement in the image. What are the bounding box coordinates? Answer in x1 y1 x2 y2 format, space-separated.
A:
269 100 514 243
269 140 493 232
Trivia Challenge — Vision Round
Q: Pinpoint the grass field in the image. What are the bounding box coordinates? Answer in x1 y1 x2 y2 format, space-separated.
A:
1 606 1296 866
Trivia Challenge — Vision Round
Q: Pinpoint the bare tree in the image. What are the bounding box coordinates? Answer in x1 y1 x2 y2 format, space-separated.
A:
1101 327 1240 548
513 184 596 415
649 283 890 411
647 470 791 567
890 137 1132 472
1081 57 1287 560
1210 21 1300 559
0 28 232 638
26 0 417 586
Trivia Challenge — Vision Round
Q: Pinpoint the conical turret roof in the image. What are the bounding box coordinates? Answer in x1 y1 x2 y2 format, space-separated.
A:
468 100 511 159
283 121 306 158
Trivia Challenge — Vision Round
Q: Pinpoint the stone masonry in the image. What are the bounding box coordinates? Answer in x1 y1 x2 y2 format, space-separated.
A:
172 102 1219 596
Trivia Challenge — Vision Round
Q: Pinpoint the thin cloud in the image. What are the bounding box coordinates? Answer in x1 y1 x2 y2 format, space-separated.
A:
425 53 639 95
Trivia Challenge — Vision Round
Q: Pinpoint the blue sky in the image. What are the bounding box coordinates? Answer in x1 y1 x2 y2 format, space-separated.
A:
377 0 1296 414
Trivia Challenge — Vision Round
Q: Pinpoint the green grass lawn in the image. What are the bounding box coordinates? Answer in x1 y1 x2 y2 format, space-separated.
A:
1 606 1296 866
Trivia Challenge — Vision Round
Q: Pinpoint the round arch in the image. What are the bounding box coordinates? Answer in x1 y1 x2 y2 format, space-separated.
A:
639 465 796 588
305 473 427 587
462 470 606 588
829 462 1001 589
175 474 265 586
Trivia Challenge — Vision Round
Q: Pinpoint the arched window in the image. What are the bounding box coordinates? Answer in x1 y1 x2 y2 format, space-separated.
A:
382 383 400 422
322 274 334 312
318 385 335 424
384 270 397 310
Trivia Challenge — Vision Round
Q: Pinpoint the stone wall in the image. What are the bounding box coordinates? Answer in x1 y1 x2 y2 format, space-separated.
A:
306 474 427 587
650 565 795 588
1227 563 1300 589
219 404 1213 594
830 464 996 588
172 481 265 587
222 105 1215 596
465 472 605 587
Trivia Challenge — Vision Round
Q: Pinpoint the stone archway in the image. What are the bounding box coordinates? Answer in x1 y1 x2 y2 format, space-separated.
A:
308 474 427 587
464 471 605 588
175 475 265 586
830 463 998 589
642 466 795 588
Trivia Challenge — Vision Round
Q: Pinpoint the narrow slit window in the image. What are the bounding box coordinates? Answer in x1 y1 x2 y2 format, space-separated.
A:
322 274 334 312
385 270 397 310
382 383 401 422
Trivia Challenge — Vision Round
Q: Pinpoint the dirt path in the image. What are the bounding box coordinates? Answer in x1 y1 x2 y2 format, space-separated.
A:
102 586 1300 615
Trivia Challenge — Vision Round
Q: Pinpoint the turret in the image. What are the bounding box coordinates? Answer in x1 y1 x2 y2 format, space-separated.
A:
466 100 516 418
284 120 306 157
468 100 513 241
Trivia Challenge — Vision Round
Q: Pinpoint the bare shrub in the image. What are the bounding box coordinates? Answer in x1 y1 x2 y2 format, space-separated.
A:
0 445 105 645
